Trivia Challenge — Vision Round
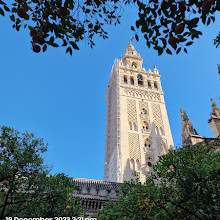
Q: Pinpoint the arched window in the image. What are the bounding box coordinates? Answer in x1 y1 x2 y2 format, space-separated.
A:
133 123 138 131
130 159 135 170
132 62 137 68
148 81 151 88
142 108 147 114
147 162 152 167
130 77 134 85
124 76 128 83
136 160 141 170
154 82 158 89
129 122 132 130
143 121 149 129
145 138 152 148
160 127 165 135
137 74 143 86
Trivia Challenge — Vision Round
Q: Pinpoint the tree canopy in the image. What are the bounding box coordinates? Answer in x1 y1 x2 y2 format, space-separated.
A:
97 142 220 220
0 126 82 219
0 0 219 55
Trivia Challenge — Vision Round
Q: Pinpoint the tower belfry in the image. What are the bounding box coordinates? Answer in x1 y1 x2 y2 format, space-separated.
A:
104 42 174 183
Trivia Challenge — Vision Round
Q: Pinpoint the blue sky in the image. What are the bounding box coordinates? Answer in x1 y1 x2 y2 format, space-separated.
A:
0 6 219 180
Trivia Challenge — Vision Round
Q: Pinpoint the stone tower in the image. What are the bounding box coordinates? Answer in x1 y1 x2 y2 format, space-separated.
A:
104 42 174 183
208 98 220 138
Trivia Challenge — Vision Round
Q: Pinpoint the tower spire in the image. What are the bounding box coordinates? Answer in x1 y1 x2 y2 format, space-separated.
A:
210 98 220 118
128 36 134 45
180 109 199 145
208 98 220 138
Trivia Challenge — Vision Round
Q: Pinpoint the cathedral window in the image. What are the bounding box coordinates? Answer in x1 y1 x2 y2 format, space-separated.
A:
136 160 141 170
143 121 149 129
129 122 132 130
142 108 147 115
132 62 137 68
156 127 159 134
130 159 135 170
124 76 128 83
148 81 151 88
130 77 134 85
133 123 138 131
137 74 143 86
145 138 152 148
160 127 165 135
154 82 158 89
147 162 152 167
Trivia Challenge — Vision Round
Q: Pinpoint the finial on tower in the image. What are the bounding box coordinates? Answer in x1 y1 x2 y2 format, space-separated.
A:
210 98 220 118
180 109 199 145
129 36 134 44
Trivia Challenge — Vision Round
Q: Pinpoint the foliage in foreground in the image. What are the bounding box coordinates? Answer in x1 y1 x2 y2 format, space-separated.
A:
97 142 220 220
0 0 220 55
0 126 82 219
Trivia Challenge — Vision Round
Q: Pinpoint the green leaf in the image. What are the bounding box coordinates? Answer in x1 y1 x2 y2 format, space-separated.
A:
186 42 193 46
66 46 72 55
43 44 47 52
51 43 59 47
166 48 172 55
10 14 15 22
3 5 9 12
0 7 4 16
176 47 181 54
69 41 79 50
131 26 135 31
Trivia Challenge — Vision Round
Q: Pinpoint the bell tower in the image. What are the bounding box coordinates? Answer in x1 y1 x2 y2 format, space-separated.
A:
104 41 174 183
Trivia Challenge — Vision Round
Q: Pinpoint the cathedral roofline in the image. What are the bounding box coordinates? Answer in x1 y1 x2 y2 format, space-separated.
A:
72 178 122 191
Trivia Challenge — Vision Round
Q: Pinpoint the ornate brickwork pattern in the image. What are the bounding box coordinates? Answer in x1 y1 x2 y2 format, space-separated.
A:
124 88 161 101
128 133 140 160
151 103 164 130
127 99 137 123
139 101 149 113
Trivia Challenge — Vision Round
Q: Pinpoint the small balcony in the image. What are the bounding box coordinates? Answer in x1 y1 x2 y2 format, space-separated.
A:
140 114 149 119
141 128 150 134
144 147 155 153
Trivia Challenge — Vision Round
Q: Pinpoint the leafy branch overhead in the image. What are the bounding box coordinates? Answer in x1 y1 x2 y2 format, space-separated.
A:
131 0 220 55
0 0 219 55
0 0 122 55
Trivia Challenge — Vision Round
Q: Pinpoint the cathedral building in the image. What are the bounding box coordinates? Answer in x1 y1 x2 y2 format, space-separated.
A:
181 98 220 146
72 42 220 215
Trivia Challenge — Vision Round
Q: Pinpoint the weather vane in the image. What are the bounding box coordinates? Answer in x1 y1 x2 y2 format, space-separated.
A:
129 36 134 44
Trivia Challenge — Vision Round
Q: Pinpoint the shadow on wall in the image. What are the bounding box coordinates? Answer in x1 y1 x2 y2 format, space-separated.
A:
122 122 171 182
